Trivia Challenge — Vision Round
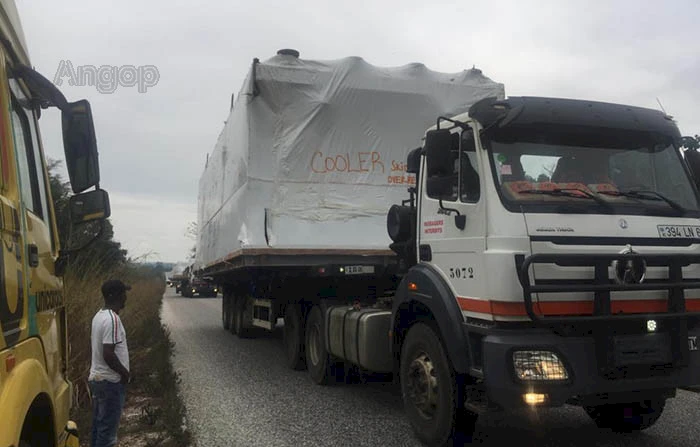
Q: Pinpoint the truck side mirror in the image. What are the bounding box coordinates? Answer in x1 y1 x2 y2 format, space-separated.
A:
62 100 100 193
425 129 456 198
425 129 453 177
406 147 422 174
69 189 111 224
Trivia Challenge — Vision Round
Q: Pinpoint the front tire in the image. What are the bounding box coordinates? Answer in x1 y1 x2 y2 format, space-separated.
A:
585 399 666 432
400 323 476 446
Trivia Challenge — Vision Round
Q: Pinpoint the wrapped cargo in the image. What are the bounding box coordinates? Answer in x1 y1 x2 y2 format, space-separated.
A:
196 50 504 270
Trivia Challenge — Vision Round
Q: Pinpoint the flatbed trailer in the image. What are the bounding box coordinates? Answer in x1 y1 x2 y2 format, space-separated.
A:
197 247 402 339
199 248 399 275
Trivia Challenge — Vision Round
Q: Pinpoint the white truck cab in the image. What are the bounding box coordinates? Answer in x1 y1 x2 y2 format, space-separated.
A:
388 95 700 443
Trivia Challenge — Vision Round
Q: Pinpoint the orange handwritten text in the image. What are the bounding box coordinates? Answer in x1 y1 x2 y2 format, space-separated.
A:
391 161 408 172
311 151 385 174
388 175 416 185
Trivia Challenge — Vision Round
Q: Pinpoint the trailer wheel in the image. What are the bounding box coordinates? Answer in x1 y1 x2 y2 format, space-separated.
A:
584 399 666 432
228 295 237 335
400 323 476 446
233 296 253 338
222 293 230 330
224 291 237 334
305 306 338 385
284 304 305 370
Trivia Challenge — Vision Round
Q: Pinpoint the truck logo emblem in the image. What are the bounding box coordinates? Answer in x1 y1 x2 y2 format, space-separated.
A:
619 219 628 229
612 245 646 284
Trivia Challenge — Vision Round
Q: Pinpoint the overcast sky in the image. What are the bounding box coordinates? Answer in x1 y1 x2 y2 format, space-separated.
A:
16 0 700 262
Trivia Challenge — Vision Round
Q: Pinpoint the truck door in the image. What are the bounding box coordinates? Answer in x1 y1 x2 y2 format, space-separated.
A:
8 71 68 410
418 126 487 307
0 57 27 352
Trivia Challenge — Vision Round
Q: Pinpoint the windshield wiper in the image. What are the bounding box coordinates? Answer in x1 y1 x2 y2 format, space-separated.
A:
597 189 686 214
518 187 612 208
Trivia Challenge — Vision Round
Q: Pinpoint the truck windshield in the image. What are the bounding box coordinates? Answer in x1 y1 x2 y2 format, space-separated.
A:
483 127 700 216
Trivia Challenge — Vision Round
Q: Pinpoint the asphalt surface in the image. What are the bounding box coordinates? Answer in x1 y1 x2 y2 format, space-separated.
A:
162 289 700 447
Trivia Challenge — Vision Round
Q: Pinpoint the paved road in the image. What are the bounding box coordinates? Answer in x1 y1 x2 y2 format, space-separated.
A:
162 289 700 446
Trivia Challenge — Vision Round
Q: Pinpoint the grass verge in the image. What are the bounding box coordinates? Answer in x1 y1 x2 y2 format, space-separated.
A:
65 263 191 446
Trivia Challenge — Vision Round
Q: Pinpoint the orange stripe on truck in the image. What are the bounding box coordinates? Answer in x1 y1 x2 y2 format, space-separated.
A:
457 297 700 317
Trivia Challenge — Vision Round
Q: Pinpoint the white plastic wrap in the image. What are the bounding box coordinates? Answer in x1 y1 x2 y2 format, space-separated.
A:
196 52 504 269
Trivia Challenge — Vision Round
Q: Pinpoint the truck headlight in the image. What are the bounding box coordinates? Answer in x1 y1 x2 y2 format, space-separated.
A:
513 350 568 381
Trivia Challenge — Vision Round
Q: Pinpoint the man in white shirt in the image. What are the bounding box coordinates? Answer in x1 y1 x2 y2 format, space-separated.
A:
88 279 131 447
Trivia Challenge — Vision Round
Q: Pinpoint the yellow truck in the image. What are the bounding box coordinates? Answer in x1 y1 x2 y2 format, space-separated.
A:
0 1 110 446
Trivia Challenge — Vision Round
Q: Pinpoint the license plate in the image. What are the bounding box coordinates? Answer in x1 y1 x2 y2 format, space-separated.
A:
690 336 698 352
613 333 672 366
344 265 375 275
657 225 700 238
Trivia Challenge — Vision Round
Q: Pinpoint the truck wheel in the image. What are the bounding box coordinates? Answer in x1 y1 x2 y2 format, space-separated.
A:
233 296 253 338
585 399 666 432
305 306 339 385
400 323 475 446
222 293 231 330
284 304 305 370
228 294 238 335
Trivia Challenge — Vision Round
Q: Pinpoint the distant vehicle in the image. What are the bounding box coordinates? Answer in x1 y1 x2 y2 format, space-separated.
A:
195 49 700 445
169 273 186 293
0 1 110 446
181 276 218 298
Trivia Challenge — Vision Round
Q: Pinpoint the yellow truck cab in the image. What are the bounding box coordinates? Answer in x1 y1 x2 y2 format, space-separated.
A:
0 1 110 446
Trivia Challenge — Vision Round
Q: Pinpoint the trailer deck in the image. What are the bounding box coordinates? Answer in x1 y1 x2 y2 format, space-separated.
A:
197 247 400 278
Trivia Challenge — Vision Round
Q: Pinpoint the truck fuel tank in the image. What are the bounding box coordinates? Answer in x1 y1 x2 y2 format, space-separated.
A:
327 306 393 373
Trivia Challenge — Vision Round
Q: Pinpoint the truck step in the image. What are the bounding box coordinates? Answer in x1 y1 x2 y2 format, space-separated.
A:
252 299 274 330
469 367 484 379
464 384 498 414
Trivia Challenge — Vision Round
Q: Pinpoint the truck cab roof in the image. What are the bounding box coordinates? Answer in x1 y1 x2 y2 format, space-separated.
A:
427 96 681 144
469 96 680 141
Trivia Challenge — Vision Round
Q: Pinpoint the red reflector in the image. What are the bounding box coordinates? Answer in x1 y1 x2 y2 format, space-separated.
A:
408 282 418 291
6 354 16 372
